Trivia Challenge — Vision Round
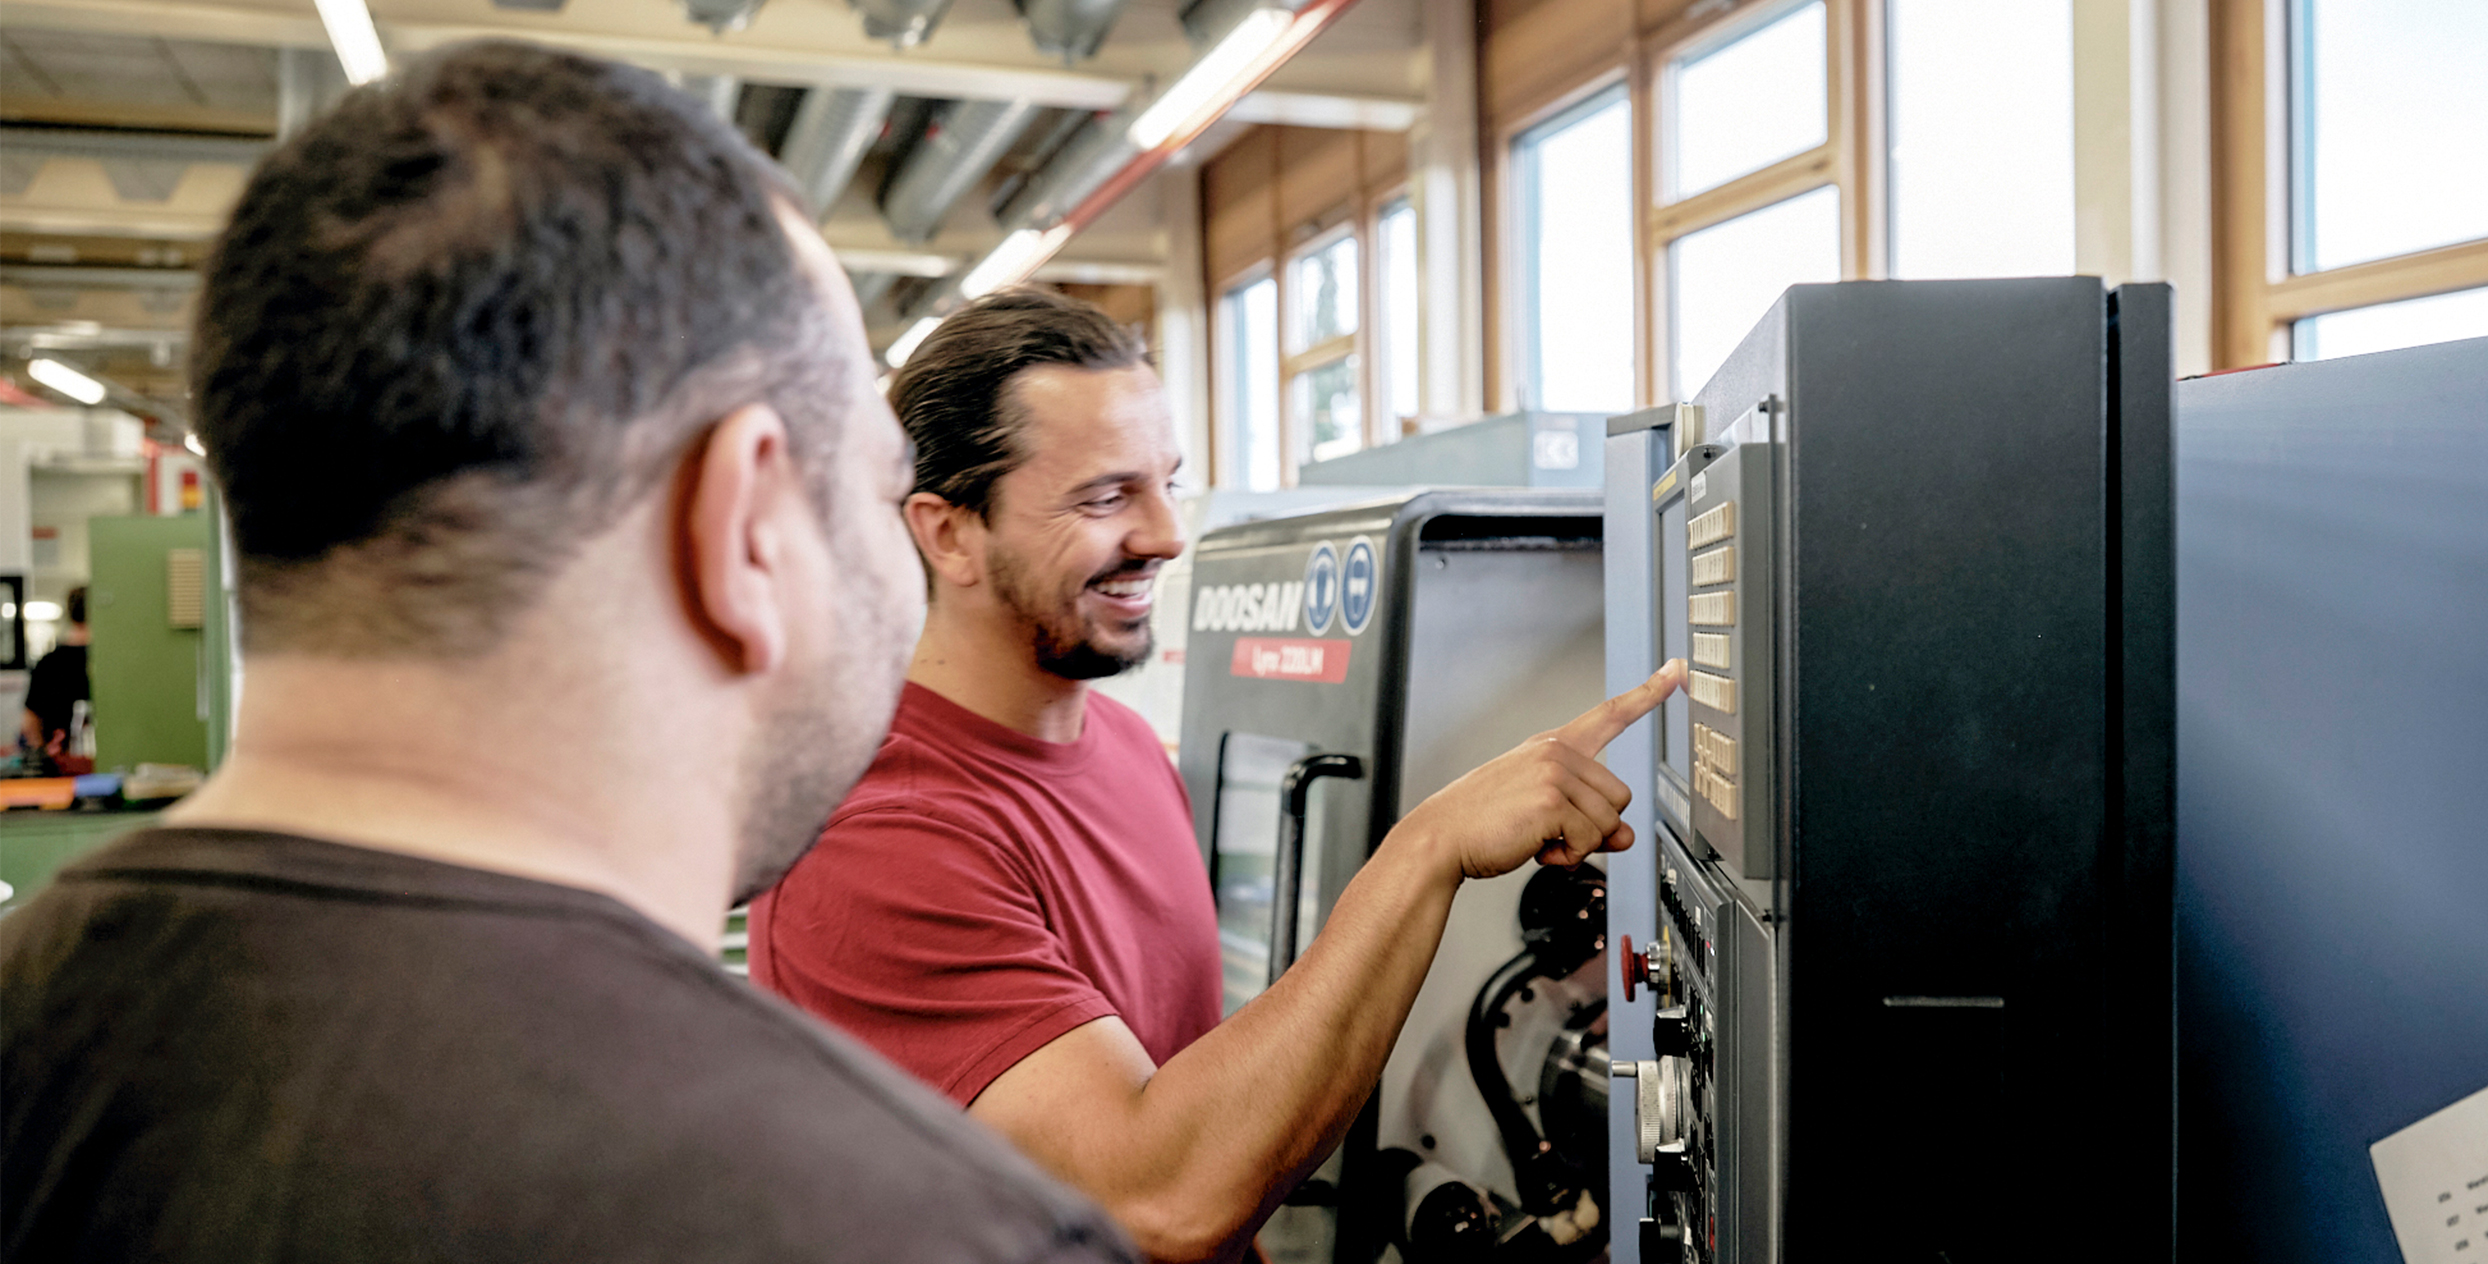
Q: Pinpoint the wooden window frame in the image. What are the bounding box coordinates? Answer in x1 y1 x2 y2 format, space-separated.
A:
1279 218 1369 471
1643 0 1871 403
2212 0 2488 368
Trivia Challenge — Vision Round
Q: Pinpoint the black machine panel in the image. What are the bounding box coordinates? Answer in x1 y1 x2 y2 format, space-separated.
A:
1605 279 2176 1264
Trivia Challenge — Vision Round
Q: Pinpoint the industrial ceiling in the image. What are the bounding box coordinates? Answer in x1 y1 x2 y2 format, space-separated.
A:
0 0 1424 424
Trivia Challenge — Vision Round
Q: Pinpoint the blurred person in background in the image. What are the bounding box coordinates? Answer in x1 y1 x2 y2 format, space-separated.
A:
20 585 92 772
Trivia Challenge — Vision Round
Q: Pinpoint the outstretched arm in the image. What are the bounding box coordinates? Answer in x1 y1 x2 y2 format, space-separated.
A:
967 662 1688 1262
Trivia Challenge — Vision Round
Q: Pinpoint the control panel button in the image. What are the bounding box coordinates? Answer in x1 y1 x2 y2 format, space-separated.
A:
1690 545 1735 587
1688 670 1736 713
1691 631 1732 669
1693 723 1739 777
1689 591 1736 626
1689 501 1736 549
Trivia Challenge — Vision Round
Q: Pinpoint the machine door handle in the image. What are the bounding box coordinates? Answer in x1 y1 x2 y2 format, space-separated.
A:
1269 753 1364 983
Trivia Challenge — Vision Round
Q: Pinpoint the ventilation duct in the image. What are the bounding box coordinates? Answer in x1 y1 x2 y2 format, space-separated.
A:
677 73 741 122
680 0 767 32
879 98 1040 244
851 0 958 48
990 113 1137 229
1016 0 1134 61
778 86 894 216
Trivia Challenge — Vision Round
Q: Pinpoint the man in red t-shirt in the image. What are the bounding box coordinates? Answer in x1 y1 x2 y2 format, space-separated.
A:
749 288 1683 1262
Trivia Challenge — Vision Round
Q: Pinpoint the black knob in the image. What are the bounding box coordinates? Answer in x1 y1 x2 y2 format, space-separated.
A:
1651 1003 1691 1058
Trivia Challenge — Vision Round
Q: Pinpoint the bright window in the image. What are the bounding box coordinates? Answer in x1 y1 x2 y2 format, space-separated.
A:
1221 275 1281 491
1378 198 1420 428
1887 0 2075 279
1669 185 1841 398
1515 86 1636 414
2293 286 2488 362
2291 0 2488 273
1668 1 1828 200
1289 232 1359 350
1291 355 1363 465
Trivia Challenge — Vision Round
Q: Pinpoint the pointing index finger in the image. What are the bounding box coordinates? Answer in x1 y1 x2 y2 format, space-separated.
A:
1553 660 1689 756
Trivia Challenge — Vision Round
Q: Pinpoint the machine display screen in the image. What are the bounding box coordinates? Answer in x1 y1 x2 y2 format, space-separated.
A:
1661 495 1692 784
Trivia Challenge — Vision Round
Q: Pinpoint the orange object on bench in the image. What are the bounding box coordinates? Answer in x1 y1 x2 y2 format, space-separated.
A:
0 779 78 811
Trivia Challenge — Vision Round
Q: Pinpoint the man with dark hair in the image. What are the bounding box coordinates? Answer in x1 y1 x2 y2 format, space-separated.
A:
750 286 1683 1260
1 45 1130 1263
20 585 90 768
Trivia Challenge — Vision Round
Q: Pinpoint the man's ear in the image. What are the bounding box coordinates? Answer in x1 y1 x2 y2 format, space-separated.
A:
682 403 806 676
903 491 985 593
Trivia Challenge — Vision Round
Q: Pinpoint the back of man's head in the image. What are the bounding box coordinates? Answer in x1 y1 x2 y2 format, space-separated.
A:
194 41 847 658
888 287 1149 519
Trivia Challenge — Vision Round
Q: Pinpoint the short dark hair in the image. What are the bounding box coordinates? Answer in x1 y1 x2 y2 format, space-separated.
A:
888 286 1149 518
65 587 86 627
193 41 850 656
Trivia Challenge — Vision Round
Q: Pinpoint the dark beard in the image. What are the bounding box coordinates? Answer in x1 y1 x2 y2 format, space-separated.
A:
991 547 1153 682
1035 620 1152 680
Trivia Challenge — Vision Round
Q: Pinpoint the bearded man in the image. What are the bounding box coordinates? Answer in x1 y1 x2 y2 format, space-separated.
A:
748 288 1682 1262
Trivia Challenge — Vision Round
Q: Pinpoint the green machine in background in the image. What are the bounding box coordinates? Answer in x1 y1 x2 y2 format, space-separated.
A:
1 501 233 915
87 508 233 774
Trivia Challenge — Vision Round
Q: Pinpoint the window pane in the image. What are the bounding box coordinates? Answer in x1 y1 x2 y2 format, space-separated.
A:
2293 287 2488 361
1518 88 1635 414
1380 199 1421 426
1292 355 1364 467
1670 1 1828 200
1888 0 2075 278
2294 0 2488 272
1289 233 1359 350
1669 185 1841 398
1225 277 1281 491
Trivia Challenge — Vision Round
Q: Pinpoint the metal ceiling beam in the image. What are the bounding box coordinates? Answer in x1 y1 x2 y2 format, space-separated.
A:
0 0 1137 111
0 266 199 290
0 127 271 168
1 1 1420 132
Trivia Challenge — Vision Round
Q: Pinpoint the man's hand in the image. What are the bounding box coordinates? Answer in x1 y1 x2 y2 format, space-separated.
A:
1389 660 1688 881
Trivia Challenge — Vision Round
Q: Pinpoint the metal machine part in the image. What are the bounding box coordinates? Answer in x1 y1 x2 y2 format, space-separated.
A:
1604 279 2176 1263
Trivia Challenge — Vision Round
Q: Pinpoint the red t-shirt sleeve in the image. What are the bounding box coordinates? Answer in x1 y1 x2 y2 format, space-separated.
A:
751 802 1118 1106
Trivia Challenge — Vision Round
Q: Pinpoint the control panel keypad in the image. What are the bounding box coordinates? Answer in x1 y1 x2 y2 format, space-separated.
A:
1680 439 1768 876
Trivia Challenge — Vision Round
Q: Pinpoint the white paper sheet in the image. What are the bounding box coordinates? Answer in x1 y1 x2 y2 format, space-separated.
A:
2373 1084 2488 1264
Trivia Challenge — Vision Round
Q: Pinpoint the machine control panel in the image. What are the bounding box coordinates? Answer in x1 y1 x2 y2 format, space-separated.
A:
1651 418 1777 882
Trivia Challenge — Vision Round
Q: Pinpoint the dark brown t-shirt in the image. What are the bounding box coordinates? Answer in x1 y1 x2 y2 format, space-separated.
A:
0 828 1136 1262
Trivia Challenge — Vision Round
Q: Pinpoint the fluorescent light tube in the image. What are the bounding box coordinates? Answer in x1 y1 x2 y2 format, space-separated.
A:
313 0 391 86
184 432 208 457
960 225 1073 299
884 316 941 369
1127 7 1293 150
28 358 107 405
